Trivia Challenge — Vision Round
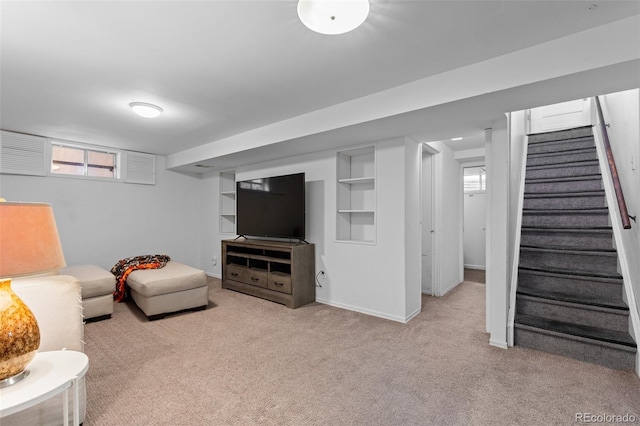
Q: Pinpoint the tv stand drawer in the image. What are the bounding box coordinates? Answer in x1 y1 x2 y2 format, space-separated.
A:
268 273 291 294
246 268 267 288
226 264 247 282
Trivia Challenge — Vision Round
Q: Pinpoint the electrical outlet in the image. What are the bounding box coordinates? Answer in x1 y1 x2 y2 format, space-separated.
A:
212 256 218 266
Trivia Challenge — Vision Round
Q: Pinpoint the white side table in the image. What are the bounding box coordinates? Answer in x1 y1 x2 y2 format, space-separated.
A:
0 350 89 425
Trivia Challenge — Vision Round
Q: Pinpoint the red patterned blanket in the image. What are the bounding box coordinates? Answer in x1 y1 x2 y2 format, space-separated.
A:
111 254 171 302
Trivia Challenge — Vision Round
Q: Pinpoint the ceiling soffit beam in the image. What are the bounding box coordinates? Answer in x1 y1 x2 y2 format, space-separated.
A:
174 59 639 174
166 15 640 171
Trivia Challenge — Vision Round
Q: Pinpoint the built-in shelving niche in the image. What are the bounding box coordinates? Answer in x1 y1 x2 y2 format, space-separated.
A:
219 170 236 234
336 146 376 244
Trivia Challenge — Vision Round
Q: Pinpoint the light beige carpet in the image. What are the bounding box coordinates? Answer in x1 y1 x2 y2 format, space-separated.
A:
464 268 485 284
83 278 639 425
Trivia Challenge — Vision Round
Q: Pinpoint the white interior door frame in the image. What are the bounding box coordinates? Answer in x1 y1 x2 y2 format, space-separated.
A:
421 143 440 296
460 160 487 272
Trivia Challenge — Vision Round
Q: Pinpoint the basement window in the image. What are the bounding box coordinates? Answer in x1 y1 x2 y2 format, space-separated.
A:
463 166 486 193
51 142 119 179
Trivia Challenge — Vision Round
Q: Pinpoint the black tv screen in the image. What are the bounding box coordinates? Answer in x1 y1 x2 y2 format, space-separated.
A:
236 172 305 240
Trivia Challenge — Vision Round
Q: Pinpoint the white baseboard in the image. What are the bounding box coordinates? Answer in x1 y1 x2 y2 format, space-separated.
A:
405 306 422 322
441 280 462 296
316 298 413 323
464 265 486 270
206 272 221 279
489 338 508 349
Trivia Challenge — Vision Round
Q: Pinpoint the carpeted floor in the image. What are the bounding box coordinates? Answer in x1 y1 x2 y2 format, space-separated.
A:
83 277 639 425
464 268 485 284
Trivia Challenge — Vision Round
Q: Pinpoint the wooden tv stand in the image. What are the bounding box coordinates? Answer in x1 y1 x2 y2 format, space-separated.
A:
221 239 315 308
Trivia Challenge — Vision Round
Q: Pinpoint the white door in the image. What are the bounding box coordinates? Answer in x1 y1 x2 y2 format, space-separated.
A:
529 98 591 133
421 151 434 294
464 192 486 269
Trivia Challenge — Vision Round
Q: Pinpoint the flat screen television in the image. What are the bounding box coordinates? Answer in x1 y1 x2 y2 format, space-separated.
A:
236 172 305 240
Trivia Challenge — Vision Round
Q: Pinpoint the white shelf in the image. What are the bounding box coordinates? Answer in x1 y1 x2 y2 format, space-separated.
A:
337 209 375 213
338 177 375 185
219 171 236 234
336 146 376 243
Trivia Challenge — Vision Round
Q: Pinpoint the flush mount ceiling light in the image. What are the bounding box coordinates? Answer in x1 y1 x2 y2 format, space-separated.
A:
297 0 369 35
451 137 464 141
129 102 163 118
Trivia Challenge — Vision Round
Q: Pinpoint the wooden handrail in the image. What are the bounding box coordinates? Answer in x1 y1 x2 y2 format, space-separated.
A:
594 96 633 229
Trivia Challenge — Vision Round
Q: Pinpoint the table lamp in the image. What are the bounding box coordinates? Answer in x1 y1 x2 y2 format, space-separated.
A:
0 200 66 388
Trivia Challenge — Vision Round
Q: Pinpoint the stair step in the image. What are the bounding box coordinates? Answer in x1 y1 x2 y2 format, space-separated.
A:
523 191 606 210
518 265 622 281
527 146 596 159
525 174 602 184
514 314 636 370
524 189 605 198
524 190 605 198
527 136 595 155
521 226 612 233
519 246 618 275
517 287 628 311
526 147 598 167
520 226 613 250
521 208 609 227
525 177 603 193
525 161 601 180
515 314 636 348
516 290 629 333
526 159 599 171
520 245 616 254
528 126 594 144
518 267 623 311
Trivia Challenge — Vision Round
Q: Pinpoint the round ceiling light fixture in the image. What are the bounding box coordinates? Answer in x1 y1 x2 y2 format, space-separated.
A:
129 102 163 118
297 0 369 35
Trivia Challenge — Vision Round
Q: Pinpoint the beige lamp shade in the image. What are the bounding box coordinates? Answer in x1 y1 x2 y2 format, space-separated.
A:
0 202 66 277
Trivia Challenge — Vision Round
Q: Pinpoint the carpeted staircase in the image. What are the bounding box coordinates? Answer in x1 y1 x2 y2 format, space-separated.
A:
514 125 637 370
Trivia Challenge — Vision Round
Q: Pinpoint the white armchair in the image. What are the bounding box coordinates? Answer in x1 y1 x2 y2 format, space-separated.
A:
4 274 86 425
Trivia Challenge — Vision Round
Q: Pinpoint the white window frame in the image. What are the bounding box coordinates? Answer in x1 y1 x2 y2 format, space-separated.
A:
49 140 121 181
463 165 487 194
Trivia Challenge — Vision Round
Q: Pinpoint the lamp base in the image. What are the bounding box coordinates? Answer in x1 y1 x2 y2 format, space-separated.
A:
0 369 30 388
0 278 41 384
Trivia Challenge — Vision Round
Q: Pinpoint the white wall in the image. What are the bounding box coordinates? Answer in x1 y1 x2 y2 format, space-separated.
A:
509 110 528 272
505 110 529 345
600 89 640 336
200 171 220 275
205 137 420 322
404 138 422 320
0 156 205 272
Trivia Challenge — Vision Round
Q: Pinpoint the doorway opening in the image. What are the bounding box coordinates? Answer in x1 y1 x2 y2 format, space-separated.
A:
462 164 487 281
421 147 436 296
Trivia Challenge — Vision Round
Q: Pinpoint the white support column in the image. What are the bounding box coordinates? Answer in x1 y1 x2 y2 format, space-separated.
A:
485 117 510 348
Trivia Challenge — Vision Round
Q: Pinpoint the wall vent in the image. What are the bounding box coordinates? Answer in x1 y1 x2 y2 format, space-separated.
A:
123 151 155 185
0 130 47 176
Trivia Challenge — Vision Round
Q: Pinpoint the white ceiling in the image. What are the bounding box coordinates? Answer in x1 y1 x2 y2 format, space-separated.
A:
2 1 639 172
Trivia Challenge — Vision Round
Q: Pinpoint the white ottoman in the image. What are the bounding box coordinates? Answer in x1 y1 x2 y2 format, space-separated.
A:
60 264 115 321
126 261 209 320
